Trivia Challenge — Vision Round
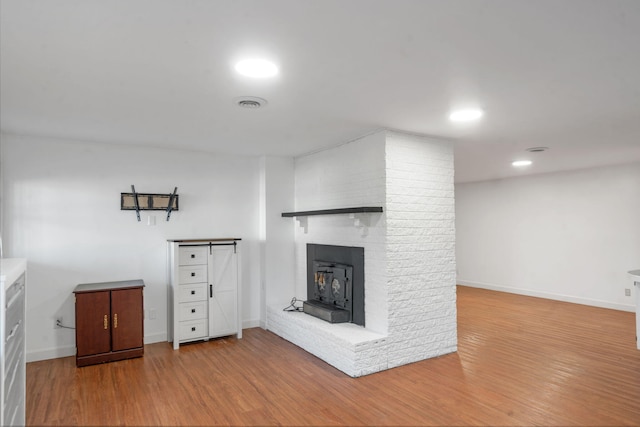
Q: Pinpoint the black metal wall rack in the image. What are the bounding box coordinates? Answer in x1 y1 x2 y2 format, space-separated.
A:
121 185 179 221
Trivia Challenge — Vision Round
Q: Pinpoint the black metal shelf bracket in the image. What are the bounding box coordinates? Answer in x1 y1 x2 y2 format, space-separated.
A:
131 185 141 222
166 187 178 221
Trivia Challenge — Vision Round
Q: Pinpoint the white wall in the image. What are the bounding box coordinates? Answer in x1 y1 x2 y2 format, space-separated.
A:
1 133 263 361
259 156 295 324
456 162 640 311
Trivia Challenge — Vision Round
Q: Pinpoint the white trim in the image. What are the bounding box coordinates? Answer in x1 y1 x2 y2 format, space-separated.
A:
458 280 635 312
27 345 75 362
144 332 168 345
242 319 261 329
28 332 168 362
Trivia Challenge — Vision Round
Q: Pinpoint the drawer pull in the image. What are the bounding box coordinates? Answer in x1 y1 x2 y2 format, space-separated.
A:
191 308 196 313
190 254 195 258
103 315 108 330
191 272 196 277
114 313 118 329
190 290 196 295
6 320 21 342
191 327 196 332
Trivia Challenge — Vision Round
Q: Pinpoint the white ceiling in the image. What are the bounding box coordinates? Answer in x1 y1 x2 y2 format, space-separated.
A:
2 0 640 183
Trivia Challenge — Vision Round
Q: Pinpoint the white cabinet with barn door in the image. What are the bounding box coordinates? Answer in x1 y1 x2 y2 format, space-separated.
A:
168 238 242 349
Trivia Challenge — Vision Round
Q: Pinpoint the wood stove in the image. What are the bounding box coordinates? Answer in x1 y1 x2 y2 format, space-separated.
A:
304 244 365 326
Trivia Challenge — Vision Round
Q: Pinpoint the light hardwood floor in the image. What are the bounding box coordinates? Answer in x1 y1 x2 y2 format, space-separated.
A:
26 286 640 426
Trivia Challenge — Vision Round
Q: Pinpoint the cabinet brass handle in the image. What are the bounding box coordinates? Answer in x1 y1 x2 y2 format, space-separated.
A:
191 290 196 295
103 315 108 330
191 327 196 332
191 272 196 277
114 313 118 328
191 308 196 313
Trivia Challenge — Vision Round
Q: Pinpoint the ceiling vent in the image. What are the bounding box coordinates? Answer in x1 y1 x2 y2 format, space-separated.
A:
235 96 267 109
525 146 549 153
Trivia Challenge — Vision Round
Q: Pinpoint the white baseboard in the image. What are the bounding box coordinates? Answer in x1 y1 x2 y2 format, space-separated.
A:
458 280 635 312
144 332 168 344
242 319 261 329
27 345 75 363
28 332 168 363
28 323 266 362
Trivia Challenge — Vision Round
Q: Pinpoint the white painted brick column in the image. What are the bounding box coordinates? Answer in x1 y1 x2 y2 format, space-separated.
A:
266 129 457 377
385 132 457 367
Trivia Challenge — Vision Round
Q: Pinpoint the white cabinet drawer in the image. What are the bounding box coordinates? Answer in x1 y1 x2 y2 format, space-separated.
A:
179 301 207 321
5 324 23 377
178 246 208 266
179 265 207 284
178 283 207 303
179 319 208 341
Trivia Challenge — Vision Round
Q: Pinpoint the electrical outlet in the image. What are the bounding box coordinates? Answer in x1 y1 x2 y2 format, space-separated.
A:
54 317 62 329
625 288 631 297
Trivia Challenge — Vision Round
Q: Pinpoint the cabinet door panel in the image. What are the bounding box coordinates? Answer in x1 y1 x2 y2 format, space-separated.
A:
111 288 143 352
76 292 111 357
209 289 237 337
209 246 238 337
210 247 237 292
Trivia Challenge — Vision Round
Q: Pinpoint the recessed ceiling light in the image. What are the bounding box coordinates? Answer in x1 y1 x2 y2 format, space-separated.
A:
512 160 532 167
234 59 278 78
449 108 484 122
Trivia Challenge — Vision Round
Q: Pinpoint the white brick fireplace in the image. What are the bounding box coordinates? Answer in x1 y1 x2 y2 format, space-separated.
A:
266 130 456 377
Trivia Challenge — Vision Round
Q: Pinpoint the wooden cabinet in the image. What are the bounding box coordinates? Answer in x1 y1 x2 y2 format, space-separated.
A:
74 280 144 367
168 239 241 349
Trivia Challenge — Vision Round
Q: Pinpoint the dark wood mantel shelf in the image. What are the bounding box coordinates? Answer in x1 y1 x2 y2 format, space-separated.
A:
281 207 383 217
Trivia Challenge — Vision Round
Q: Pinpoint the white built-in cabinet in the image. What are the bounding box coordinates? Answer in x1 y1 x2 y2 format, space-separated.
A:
168 239 242 349
1 258 27 427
